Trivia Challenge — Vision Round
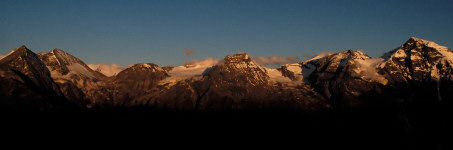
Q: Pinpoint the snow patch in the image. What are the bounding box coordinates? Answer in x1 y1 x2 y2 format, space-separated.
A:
394 49 407 58
160 57 221 85
286 64 302 75
48 63 96 79
306 52 334 62
67 63 96 78
142 63 152 68
413 37 453 62
252 56 299 66
88 63 129 77
353 58 388 85
266 68 294 83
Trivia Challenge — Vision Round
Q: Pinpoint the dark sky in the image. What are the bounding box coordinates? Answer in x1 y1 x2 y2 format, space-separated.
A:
1 0 453 66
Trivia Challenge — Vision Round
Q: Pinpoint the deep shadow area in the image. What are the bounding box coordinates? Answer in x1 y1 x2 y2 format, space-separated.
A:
2 106 449 150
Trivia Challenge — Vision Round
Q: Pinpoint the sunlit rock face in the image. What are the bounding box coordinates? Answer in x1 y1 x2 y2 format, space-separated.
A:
276 63 303 81
110 63 168 106
379 37 453 83
298 50 386 108
204 52 270 87
378 37 453 114
158 52 328 111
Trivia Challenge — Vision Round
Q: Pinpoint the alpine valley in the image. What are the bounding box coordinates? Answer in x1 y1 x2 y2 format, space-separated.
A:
1 37 452 149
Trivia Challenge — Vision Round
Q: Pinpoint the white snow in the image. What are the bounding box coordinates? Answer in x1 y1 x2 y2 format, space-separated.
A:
352 57 388 85
279 63 316 83
306 52 334 62
67 63 95 78
412 37 453 62
50 63 96 79
393 49 407 58
286 64 302 75
165 65 207 81
88 63 129 77
266 68 293 83
50 53 61 66
160 58 221 85
435 47 453 63
142 63 152 68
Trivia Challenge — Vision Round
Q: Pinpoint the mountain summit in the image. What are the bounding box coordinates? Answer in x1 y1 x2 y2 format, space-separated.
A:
0 46 69 110
39 49 105 79
206 52 270 86
380 37 453 83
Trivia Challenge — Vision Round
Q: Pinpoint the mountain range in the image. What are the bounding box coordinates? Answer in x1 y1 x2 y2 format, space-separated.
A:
2 37 451 111
1 37 452 149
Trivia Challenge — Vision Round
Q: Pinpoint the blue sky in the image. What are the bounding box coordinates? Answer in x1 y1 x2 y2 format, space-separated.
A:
1 0 453 66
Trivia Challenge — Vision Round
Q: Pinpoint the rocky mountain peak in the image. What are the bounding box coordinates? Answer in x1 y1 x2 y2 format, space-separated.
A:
384 37 452 60
224 52 251 64
0 45 64 102
38 48 105 79
203 52 270 86
116 63 166 78
1 45 30 61
380 37 453 82
51 48 64 54
0 45 45 72
221 52 260 69
128 63 162 72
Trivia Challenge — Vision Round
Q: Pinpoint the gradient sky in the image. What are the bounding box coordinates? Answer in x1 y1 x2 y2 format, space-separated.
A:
1 0 453 66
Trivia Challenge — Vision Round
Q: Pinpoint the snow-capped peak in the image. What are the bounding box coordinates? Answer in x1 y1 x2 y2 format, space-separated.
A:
305 52 334 62
222 52 266 73
1 48 19 60
382 37 453 62
136 63 162 71
224 52 252 64
202 52 270 86
409 37 449 51
121 63 164 74
38 48 105 80
302 49 387 85
410 37 453 61
1 45 29 59
387 37 453 60
87 63 129 77
379 37 453 82
160 58 221 86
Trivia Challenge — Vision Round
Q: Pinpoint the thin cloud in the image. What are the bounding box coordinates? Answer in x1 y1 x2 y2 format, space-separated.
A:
303 53 312 59
184 48 196 56
252 56 300 66
307 52 335 61
183 57 221 67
